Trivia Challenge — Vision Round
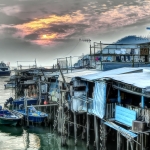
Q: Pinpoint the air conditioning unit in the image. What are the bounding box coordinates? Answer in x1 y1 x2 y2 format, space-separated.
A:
132 121 147 132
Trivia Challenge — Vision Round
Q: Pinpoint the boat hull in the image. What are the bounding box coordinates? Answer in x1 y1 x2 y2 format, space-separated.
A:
4 84 16 88
13 99 38 106
0 118 18 126
16 108 48 123
28 115 47 123
0 71 10 76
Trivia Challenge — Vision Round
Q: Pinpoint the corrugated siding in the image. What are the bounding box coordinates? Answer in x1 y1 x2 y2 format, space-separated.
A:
115 105 136 126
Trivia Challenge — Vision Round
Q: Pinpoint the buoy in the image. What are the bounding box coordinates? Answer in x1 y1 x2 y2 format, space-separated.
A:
44 100 48 105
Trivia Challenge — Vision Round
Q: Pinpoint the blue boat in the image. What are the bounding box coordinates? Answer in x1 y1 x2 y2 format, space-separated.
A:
15 106 48 123
0 61 10 76
4 82 16 89
12 97 44 106
0 106 22 126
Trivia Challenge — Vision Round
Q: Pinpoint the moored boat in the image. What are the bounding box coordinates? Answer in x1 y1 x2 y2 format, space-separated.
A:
0 106 22 126
0 61 10 76
13 97 39 106
15 105 48 123
4 82 16 89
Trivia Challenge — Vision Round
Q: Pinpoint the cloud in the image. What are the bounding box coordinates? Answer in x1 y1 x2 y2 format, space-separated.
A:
0 5 22 16
1 0 150 47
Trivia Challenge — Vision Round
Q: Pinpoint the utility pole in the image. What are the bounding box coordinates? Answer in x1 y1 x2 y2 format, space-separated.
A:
94 42 96 68
57 63 69 146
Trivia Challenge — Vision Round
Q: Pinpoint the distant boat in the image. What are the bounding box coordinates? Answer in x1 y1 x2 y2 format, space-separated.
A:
15 105 48 123
0 106 22 126
4 82 16 89
0 61 11 76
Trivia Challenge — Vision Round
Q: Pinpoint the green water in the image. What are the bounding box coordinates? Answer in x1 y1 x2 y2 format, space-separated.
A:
0 77 88 150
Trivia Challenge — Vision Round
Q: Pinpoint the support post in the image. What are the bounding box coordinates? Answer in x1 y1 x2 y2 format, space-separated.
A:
94 116 99 150
90 44 92 68
38 78 41 105
136 135 139 150
100 41 103 71
66 57 68 73
141 96 145 109
117 132 121 150
94 43 96 68
118 89 121 104
68 110 70 138
86 114 90 148
127 140 129 150
70 56 72 72
130 140 134 150
74 111 77 145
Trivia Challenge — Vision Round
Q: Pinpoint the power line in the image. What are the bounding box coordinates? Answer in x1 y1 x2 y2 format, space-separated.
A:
64 40 80 57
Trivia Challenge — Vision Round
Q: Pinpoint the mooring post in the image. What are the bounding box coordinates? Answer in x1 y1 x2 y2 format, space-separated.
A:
117 131 121 150
68 110 70 138
74 111 77 145
86 114 90 148
27 107 29 127
130 140 134 150
136 135 139 150
127 140 129 150
38 78 41 105
94 116 99 150
141 133 143 150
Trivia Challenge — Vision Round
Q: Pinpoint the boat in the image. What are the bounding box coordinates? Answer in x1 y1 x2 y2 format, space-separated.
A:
12 97 42 106
13 97 45 106
4 81 16 89
0 106 22 126
0 61 11 76
15 105 48 123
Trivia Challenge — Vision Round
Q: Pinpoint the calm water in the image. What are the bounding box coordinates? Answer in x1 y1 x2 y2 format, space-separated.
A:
0 77 89 150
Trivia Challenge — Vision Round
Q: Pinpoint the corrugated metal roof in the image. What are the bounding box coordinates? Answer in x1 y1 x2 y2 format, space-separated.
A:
107 71 150 89
81 67 142 81
58 69 101 83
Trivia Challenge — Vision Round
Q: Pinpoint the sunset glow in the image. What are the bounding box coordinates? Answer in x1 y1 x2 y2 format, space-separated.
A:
14 11 84 45
0 0 150 46
41 34 57 39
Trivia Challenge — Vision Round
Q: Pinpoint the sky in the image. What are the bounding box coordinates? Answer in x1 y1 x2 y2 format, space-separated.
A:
0 0 150 66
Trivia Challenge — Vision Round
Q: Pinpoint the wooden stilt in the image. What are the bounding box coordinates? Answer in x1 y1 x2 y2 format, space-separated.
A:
127 140 129 150
130 140 134 150
74 111 77 145
136 135 139 150
94 116 99 150
86 114 90 148
117 131 121 150
68 111 70 138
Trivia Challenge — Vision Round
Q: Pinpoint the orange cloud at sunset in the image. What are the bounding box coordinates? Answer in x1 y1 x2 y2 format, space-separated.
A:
7 0 150 47
41 34 57 39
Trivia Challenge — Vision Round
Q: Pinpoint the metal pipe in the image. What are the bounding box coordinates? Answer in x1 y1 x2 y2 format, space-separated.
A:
141 96 145 109
118 89 121 103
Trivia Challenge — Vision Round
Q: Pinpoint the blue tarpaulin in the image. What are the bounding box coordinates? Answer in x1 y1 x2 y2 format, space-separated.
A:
93 81 107 118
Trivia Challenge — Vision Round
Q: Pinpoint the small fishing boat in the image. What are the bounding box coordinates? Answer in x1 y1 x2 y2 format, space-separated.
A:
13 97 44 106
0 106 22 126
16 105 48 123
0 61 10 76
4 82 16 89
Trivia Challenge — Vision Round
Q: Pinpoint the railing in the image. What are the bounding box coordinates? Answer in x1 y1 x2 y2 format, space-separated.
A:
126 104 150 124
